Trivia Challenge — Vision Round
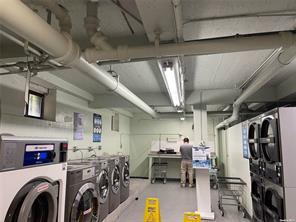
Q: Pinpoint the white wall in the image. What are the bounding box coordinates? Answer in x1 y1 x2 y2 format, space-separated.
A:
0 75 131 159
130 116 217 177
223 123 252 216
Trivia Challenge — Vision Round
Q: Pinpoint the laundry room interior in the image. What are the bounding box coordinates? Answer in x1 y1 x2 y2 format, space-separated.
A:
1 0 296 222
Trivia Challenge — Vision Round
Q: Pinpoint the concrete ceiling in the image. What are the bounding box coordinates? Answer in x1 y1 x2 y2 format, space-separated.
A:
1 0 296 114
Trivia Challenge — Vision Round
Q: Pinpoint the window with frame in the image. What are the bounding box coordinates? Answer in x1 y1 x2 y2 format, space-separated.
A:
25 90 44 119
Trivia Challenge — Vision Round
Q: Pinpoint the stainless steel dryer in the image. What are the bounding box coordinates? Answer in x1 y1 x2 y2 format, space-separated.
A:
260 111 282 185
251 172 264 222
248 118 262 175
119 155 130 203
263 179 284 222
65 164 100 222
108 156 121 213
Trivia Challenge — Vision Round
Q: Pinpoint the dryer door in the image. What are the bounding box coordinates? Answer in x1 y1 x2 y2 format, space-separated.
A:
260 116 280 163
98 170 110 204
121 162 130 188
111 166 120 194
248 122 260 160
70 183 99 222
251 176 264 220
264 188 284 221
5 180 58 222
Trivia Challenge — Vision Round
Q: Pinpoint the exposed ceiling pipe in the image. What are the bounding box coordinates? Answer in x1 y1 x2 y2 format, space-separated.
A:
172 0 183 42
0 29 62 67
84 1 113 51
0 0 158 118
184 9 296 24
214 43 296 154
84 31 296 63
22 0 72 33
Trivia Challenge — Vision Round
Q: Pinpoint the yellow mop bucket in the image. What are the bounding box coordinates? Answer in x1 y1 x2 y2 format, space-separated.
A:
144 198 161 222
184 212 201 222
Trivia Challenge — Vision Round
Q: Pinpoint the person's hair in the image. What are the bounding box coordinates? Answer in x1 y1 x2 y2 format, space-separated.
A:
183 137 189 143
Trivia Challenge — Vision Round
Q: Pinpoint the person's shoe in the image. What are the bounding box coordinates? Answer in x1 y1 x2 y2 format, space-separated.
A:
181 183 185 188
189 184 193 188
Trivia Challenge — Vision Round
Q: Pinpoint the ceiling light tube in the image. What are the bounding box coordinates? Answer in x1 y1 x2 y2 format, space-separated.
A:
158 59 184 108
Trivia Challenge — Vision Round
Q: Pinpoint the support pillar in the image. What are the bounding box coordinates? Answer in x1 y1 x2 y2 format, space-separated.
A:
192 105 215 220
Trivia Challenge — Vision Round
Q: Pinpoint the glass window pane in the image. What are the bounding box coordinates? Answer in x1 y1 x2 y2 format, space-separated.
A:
28 93 43 118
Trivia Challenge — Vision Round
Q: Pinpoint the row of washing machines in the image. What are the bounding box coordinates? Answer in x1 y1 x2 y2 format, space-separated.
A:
0 135 130 222
66 155 130 222
247 107 296 222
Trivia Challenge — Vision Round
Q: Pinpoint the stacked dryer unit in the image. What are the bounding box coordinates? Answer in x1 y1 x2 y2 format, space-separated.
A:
119 155 130 203
248 107 296 222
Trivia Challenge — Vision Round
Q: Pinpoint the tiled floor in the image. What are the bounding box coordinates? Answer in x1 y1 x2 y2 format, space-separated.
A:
117 180 250 222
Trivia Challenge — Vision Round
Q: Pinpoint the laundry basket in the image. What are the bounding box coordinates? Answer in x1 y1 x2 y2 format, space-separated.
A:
151 162 168 184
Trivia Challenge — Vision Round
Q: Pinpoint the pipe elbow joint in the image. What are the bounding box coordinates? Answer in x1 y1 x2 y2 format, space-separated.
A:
54 32 80 65
83 48 99 63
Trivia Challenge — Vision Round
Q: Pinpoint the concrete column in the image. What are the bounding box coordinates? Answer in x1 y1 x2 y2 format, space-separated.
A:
192 105 215 220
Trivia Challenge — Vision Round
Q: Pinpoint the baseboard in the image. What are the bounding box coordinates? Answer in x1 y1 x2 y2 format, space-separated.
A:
130 176 148 179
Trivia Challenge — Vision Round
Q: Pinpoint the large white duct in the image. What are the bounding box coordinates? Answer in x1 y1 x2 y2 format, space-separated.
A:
0 0 158 118
84 32 296 63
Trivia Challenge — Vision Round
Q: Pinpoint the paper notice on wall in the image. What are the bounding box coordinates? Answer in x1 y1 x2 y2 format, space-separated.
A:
73 112 84 140
93 113 102 142
192 146 211 169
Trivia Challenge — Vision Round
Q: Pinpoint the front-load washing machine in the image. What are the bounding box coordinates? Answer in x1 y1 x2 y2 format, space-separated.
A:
108 156 121 213
65 164 100 222
119 155 130 203
97 159 110 222
248 119 262 175
0 136 68 222
263 179 284 222
260 112 282 185
251 172 264 222
69 157 110 222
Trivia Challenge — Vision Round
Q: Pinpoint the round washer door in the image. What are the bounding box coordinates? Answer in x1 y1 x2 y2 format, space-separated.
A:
98 170 110 204
111 166 120 194
248 122 260 160
70 183 99 222
260 117 280 163
251 177 262 200
264 188 284 221
5 180 58 222
121 162 130 188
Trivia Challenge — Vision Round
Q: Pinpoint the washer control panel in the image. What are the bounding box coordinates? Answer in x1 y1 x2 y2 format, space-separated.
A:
0 136 68 171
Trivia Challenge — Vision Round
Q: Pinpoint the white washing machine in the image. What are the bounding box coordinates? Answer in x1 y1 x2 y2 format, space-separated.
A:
0 136 68 222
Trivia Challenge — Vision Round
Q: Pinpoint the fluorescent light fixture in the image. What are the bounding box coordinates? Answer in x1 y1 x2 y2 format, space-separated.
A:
158 59 184 108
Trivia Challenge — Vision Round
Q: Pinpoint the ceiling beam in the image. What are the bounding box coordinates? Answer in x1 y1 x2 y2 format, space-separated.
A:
34 71 95 102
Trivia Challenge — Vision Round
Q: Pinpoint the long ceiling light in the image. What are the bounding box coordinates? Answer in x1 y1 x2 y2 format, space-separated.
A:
158 59 184 109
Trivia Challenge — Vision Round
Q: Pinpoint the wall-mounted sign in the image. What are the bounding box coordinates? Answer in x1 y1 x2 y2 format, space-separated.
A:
242 121 250 159
73 112 84 140
192 146 211 169
93 113 102 142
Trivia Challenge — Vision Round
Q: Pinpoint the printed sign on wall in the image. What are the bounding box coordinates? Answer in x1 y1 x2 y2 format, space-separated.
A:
93 113 102 142
73 112 84 140
192 146 211 169
242 121 250 159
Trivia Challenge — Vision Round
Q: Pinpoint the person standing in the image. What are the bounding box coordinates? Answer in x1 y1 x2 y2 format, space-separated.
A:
180 137 194 188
